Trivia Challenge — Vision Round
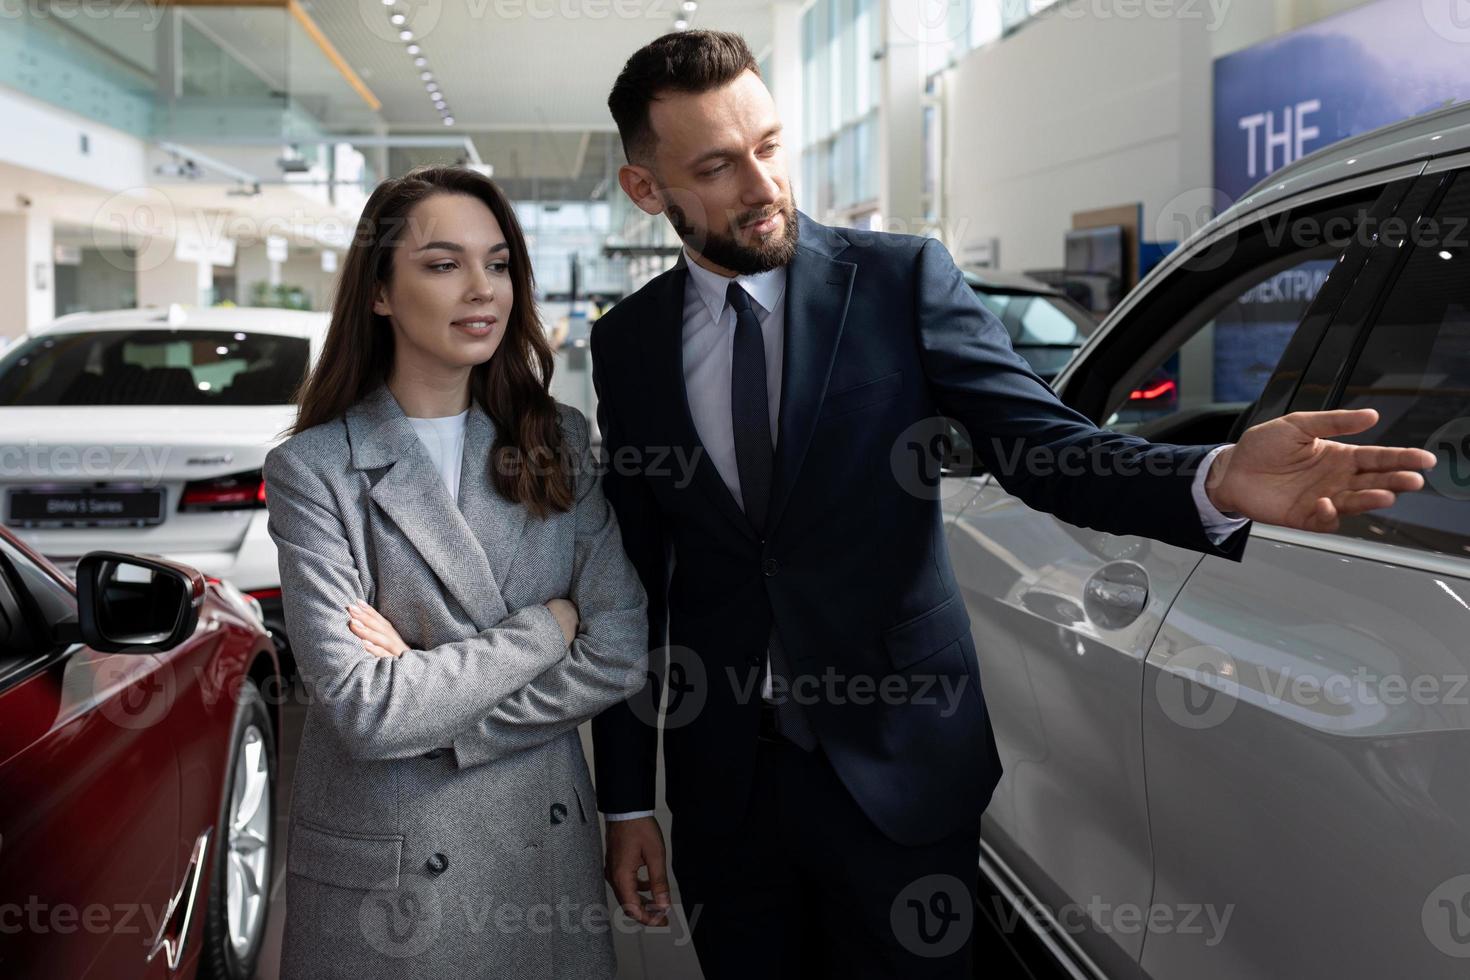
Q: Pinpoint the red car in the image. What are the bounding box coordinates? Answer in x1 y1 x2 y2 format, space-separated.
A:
0 527 281 980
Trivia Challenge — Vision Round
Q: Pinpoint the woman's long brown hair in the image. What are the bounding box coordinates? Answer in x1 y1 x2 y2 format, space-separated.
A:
290 165 573 518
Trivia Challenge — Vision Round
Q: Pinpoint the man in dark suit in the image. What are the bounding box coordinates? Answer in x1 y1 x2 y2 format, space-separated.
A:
589 30 1435 979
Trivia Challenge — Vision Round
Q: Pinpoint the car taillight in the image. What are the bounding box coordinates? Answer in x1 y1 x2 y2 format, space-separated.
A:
1129 379 1177 401
179 469 267 512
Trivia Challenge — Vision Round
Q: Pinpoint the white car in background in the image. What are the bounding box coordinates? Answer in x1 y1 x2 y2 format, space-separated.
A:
0 305 328 656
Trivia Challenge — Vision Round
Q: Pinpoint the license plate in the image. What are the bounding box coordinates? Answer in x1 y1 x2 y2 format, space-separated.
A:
7 488 166 529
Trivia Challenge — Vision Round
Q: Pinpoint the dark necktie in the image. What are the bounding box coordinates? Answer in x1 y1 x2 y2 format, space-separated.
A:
726 280 817 751
727 281 773 534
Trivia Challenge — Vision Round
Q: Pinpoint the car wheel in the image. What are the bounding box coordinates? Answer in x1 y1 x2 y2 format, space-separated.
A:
198 679 276 980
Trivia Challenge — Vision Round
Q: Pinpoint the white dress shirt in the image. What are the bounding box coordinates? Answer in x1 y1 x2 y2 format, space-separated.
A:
604 246 1248 822
405 408 469 503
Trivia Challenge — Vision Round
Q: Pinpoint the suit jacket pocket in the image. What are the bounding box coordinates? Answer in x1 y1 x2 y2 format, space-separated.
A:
817 371 902 421
881 593 972 672
288 819 404 890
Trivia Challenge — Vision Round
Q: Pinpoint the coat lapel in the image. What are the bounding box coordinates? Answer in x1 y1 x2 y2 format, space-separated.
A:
344 382 510 631
638 255 758 541
767 213 856 534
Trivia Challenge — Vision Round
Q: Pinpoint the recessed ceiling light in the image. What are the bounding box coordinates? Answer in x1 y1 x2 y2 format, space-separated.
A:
443 116 455 126
390 12 406 24
414 56 427 66
421 71 433 80
682 0 696 10
674 18 688 28
406 43 421 54
399 29 413 40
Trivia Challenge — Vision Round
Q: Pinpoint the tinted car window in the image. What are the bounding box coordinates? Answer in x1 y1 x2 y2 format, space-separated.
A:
0 329 309 406
1329 171 1470 559
1108 257 1336 428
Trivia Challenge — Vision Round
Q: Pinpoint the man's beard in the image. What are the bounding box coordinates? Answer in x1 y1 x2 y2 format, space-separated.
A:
666 198 800 275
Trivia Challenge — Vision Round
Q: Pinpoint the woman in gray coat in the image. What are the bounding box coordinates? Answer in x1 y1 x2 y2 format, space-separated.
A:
262 165 648 979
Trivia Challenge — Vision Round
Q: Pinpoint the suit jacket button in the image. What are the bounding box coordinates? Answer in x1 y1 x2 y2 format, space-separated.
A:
550 803 568 825
747 654 762 667
423 748 444 760
762 558 779 577
425 852 449 875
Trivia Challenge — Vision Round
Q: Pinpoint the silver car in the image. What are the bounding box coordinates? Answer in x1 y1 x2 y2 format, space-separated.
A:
949 101 1470 977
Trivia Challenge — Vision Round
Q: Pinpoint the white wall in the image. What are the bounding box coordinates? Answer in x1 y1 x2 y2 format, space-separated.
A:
0 87 147 194
941 0 1373 272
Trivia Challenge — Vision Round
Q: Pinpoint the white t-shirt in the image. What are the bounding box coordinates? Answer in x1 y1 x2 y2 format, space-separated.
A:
405 408 469 503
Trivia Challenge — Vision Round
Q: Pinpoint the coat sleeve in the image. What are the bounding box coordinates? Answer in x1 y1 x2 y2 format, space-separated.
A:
263 441 571 761
588 317 669 815
913 236 1251 561
449 407 651 769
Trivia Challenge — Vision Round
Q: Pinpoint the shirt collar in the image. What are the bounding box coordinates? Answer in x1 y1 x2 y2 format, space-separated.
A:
682 244 787 325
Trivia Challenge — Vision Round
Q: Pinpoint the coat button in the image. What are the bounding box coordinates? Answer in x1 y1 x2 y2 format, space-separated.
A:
423 748 444 760
425 852 449 875
762 558 779 577
747 654 763 667
550 803 568 825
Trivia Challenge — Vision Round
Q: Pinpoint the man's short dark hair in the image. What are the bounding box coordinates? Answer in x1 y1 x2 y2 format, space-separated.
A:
607 30 760 166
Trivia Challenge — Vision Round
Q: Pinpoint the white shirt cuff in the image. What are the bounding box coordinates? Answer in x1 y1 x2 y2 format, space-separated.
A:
1193 444 1250 545
604 810 656 821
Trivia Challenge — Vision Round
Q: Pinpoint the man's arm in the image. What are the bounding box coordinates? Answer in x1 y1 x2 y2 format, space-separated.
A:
588 318 670 815
913 236 1251 560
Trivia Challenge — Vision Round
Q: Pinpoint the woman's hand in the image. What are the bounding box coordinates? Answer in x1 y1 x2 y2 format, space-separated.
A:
347 601 409 658
545 598 580 646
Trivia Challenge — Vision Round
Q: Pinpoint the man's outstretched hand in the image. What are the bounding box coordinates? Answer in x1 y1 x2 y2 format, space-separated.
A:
1206 408 1439 534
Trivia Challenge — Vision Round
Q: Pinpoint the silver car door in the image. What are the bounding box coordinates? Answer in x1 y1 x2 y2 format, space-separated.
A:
948 175 1415 978
1141 163 1470 980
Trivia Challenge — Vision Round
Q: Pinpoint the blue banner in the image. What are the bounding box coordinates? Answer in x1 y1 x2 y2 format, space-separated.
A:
1214 0 1470 202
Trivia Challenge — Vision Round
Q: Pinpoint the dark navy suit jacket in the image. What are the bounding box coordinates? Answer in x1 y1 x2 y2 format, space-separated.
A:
589 211 1251 846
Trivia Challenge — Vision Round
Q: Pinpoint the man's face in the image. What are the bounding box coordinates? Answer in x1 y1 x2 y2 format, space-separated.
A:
621 70 799 276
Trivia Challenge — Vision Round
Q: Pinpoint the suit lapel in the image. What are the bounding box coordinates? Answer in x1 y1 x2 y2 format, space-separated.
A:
456 402 527 597
638 256 758 541
767 214 856 533
345 382 508 631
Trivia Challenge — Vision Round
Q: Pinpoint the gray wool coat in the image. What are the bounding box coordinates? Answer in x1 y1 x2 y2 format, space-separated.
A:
262 380 648 980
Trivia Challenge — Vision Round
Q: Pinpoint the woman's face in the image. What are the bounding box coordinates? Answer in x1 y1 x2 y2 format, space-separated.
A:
373 192 514 374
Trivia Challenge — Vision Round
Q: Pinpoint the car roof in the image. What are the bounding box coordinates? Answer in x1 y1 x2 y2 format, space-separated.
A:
1227 99 1470 220
961 268 1066 295
31 306 330 339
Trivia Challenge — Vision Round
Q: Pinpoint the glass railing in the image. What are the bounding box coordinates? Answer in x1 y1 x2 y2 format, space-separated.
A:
0 4 381 190
0 13 154 136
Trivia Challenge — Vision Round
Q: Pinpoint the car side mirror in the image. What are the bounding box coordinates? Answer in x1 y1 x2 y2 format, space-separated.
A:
75 552 204 654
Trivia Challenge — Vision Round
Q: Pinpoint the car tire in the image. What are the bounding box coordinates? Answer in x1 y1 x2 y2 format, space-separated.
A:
198 678 276 980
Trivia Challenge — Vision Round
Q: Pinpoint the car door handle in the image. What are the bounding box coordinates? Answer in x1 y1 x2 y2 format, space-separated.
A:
1083 561 1150 629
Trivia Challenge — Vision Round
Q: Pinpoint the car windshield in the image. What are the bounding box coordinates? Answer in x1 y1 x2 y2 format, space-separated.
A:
0 329 309 406
974 292 1094 348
